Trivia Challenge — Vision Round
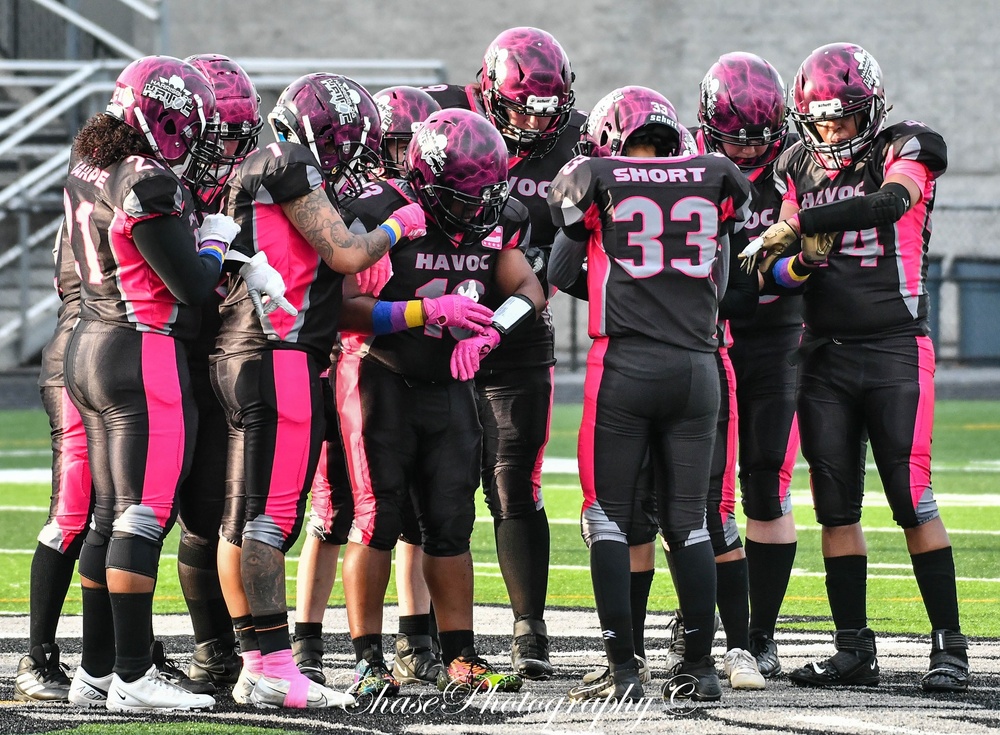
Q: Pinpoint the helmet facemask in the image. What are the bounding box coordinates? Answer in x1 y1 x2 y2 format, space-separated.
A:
790 96 885 170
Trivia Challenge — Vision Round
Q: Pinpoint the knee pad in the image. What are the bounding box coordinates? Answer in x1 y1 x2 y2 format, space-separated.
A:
106 533 162 578
741 480 793 522
78 530 109 585
421 533 470 557
177 531 218 570
485 470 542 520
708 512 743 556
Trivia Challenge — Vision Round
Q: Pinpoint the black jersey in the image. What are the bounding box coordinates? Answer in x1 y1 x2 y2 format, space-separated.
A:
38 219 81 388
423 82 586 370
341 180 531 383
774 121 947 339
548 152 752 352
63 151 202 339
214 141 345 364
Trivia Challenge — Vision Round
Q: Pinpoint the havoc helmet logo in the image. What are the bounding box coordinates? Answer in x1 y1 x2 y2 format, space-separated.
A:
374 94 394 130
484 44 510 84
321 78 361 125
415 124 448 175
701 73 720 120
142 75 194 115
854 50 880 90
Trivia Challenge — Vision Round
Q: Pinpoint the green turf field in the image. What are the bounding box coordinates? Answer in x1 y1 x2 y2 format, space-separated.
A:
1 401 997 637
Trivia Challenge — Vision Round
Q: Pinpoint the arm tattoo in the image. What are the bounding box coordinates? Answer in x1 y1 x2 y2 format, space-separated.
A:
284 188 391 271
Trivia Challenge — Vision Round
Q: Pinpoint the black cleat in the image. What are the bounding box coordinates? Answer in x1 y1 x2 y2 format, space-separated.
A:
789 628 879 687
14 643 71 702
921 629 970 692
188 638 242 686
291 633 327 685
152 640 217 695
511 618 553 680
569 658 643 702
749 628 782 679
665 655 722 702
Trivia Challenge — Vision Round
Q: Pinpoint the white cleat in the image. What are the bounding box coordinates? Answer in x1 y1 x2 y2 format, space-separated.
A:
723 648 766 690
68 667 114 708
232 667 260 704
106 665 215 712
250 675 355 709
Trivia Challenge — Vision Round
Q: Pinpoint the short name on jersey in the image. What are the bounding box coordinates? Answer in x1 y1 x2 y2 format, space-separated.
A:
612 166 708 183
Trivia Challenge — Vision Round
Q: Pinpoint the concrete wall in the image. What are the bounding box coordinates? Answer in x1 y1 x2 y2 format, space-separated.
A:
154 0 998 190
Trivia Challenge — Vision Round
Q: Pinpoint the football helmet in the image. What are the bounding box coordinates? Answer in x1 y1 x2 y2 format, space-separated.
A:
268 73 383 200
790 42 887 170
105 55 221 187
699 52 787 170
480 26 575 158
578 85 684 158
373 85 442 178
185 54 262 207
405 108 510 245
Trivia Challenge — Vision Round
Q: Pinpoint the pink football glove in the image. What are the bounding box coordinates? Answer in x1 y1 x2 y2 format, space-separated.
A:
450 327 501 382
355 253 393 296
383 202 427 242
423 294 494 332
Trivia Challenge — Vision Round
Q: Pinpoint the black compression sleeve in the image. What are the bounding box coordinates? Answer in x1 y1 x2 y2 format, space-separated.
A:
797 182 911 235
132 215 222 306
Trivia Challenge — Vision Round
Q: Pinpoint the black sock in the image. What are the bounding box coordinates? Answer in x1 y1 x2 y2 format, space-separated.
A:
177 537 232 645
29 542 78 650
716 558 750 651
590 540 634 666
233 614 259 653
746 539 797 636
824 555 868 630
352 633 384 664
667 542 717 661
494 509 550 620
398 614 430 637
438 630 475 666
109 591 154 682
629 569 654 660
294 621 323 640
253 612 290 656
80 586 116 676
911 546 961 632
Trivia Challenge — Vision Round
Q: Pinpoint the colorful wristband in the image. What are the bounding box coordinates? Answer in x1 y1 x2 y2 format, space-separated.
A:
198 241 226 266
378 218 404 248
372 300 425 335
773 253 813 289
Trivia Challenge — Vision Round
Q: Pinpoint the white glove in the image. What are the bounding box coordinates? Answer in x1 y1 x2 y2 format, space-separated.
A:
240 252 299 320
198 213 241 246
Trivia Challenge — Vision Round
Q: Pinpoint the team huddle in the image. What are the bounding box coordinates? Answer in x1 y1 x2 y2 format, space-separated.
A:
13 25 970 713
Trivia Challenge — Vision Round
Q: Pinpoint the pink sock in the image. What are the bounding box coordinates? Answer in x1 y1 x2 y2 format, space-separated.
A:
241 649 263 676
261 649 312 708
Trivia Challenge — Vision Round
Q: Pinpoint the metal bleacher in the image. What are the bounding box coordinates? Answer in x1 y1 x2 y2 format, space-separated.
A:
0 0 446 369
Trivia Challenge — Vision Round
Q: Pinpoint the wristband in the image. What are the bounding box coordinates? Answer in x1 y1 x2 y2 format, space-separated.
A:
490 294 535 336
379 219 404 248
198 241 226 266
371 299 425 335
774 253 815 289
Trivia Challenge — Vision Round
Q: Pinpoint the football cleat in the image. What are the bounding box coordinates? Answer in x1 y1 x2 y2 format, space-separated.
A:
921 629 970 692
393 634 444 685
748 628 782 678
232 666 260 705
250 673 355 709
723 648 766 690
511 618 553 680
14 643 71 702
68 666 114 708
152 640 216 695
664 656 723 702
106 665 215 712
349 657 400 697
291 633 327 685
569 657 645 702
789 627 880 687
437 655 522 693
188 638 242 685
